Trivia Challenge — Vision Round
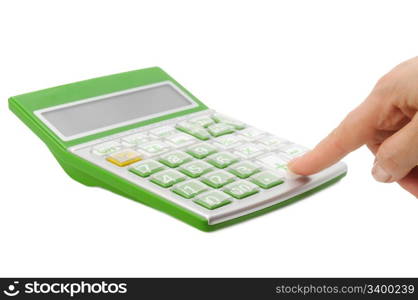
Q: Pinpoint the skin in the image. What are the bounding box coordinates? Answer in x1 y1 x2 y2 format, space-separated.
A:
288 57 418 197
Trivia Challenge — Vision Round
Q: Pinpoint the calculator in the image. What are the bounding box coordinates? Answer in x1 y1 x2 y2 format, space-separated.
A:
9 67 347 231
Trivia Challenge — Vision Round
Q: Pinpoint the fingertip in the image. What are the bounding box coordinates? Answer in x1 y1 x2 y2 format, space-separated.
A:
288 156 313 176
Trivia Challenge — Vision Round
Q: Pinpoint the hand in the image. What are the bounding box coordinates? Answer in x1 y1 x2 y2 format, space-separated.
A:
288 57 418 197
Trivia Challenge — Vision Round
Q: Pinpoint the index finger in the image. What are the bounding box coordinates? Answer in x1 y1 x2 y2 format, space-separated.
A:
288 100 376 175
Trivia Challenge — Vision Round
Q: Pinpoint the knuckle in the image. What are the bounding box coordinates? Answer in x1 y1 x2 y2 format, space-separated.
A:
373 72 397 97
376 144 400 170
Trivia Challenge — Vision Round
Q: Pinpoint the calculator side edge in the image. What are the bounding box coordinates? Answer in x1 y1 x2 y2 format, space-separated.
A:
9 96 210 230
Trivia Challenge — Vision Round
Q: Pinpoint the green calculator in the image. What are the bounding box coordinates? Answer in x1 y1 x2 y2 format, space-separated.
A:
9 67 347 231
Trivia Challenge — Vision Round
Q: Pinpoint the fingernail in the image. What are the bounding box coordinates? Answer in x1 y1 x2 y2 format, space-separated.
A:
372 162 392 183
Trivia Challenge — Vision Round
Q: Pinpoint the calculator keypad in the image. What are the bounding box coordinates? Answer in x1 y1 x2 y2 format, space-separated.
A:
76 110 319 218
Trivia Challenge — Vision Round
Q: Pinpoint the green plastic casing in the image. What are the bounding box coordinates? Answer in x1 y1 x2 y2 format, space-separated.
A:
8 67 346 231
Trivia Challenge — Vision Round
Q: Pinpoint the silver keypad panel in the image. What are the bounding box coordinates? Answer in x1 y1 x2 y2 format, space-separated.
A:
69 109 347 225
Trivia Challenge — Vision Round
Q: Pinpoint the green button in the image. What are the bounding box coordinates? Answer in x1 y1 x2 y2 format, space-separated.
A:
186 143 217 159
172 180 208 199
194 191 232 210
212 114 246 130
129 160 165 177
207 152 239 168
179 161 213 178
207 123 235 137
150 170 187 188
201 170 235 188
159 151 192 168
176 122 210 140
251 171 284 189
223 180 259 199
228 161 261 178
189 116 215 127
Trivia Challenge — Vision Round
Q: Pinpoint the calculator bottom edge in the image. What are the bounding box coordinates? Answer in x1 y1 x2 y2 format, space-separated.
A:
200 171 347 232
57 149 347 232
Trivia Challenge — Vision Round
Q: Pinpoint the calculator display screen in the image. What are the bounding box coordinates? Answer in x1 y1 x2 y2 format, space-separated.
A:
38 83 196 140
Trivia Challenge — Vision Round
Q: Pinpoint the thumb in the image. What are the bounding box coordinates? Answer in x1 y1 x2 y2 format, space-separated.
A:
372 113 418 183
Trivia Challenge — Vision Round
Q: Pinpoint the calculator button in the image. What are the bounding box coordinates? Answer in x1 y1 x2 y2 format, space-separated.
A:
179 161 213 178
186 143 217 159
234 143 266 159
238 127 265 140
228 161 261 178
129 160 165 177
207 152 239 168
106 149 142 167
176 122 211 140
92 141 121 156
201 170 235 188
165 133 197 147
257 153 288 170
194 191 232 210
207 123 235 137
172 180 208 199
223 180 259 199
150 169 186 188
189 115 215 127
279 145 309 159
251 171 284 189
159 151 192 168
121 133 151 147
212 114 246 130
149 126 177 138
138 141 170 156
212 135 243 149
258 136 289 150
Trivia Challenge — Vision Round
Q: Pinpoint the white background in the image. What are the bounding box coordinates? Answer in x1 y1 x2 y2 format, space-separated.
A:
1 0 417 277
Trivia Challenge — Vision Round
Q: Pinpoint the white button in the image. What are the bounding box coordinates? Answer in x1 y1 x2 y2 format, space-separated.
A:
238 127 265 140
91 141 121 156
234 143 266 158
280 145 309 159
212 135 243 149
137 141 170 156
259 136 289 150
165 133 196 147
150 126 177 138
258 153 303 180
121 133 150 146
258 153 288 169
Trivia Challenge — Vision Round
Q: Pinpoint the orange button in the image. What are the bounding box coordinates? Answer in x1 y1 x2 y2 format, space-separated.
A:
106 149 142 167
